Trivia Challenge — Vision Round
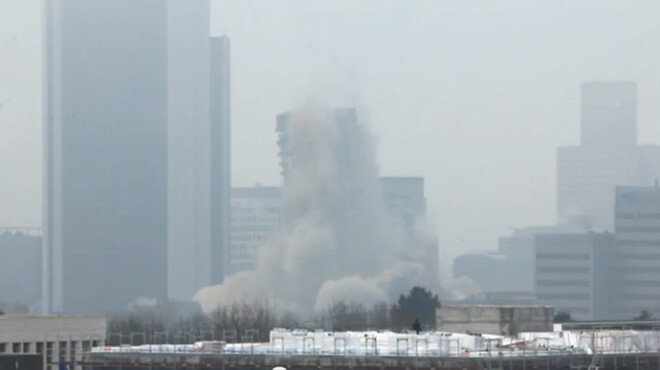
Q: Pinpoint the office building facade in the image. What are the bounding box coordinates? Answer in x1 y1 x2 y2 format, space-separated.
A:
534 233 616 320
209 36 231 285
614 186 660 319
229 186 282 275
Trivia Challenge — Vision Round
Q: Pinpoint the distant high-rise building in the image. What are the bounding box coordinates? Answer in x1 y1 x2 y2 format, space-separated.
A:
165 0 227 302
0 228 42 312
229 186 282 275
557 81 660 229
44 0 229 313
613 186 660 319
276 107 362 182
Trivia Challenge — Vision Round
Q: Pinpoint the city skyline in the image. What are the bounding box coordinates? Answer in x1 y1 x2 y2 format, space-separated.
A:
4 1 660 280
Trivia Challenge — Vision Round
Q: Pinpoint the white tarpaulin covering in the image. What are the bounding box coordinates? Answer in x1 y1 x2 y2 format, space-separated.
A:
92 328 660 357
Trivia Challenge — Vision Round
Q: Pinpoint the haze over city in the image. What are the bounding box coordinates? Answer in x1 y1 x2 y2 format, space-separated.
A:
3 1 660 270
2 0 660 320
6 2 660 369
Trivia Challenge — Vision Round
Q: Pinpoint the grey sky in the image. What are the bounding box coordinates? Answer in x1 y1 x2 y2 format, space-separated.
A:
3 0 660 272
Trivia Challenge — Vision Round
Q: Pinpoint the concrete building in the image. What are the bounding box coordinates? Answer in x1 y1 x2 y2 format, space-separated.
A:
0 315 106 370
613 186 660 319
229 186 282 275
0 228 41 313
436 306 553 336
44 0 230 312
557 81 660 230
534 233 616 320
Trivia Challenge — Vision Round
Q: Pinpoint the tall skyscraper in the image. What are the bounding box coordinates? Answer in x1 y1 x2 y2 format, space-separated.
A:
165 0 213 302
44 0 230 313
557 81 660 229
44 0 169 313
210 36 232 285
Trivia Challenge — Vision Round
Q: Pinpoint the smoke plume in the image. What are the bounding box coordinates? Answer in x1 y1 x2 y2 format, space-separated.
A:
194 105 438 314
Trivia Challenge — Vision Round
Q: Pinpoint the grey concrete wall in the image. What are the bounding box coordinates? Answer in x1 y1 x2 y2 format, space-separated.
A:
0 315 106 342
436 306 553 336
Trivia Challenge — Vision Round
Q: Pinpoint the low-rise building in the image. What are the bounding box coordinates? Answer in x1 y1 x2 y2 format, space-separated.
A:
0 315 106 370
436 305 553 336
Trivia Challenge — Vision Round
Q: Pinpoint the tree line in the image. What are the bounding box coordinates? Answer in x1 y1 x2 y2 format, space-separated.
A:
107 286 440 345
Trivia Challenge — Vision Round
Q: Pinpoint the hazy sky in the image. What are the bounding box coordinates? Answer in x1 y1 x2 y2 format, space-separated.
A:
3 1 660 270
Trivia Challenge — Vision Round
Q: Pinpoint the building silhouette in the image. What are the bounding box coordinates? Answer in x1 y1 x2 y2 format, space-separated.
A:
44 0 230 313
557 81 660 230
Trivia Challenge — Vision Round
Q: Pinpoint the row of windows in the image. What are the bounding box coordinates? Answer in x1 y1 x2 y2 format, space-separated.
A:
619 240 660 246
619 267 660 273
537 267 590 273
0 340 100 363
231 216 281 223
621 294 660 301
231 235 270 242
617 253 660 260
231 226 280 233
232 207 281 214
620 280 660 287
537 280 591 287
617 226 660 233
617 213 660 220
537 253 590 260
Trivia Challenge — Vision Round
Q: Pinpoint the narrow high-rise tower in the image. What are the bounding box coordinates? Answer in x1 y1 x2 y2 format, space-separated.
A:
210 36 231 285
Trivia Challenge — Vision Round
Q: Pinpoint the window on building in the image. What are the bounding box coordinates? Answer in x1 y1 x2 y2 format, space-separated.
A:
12 343 20 353
36 342 44 354
22 342 30 353
46 342 53 363
0 343 6 353
59 341 67 361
